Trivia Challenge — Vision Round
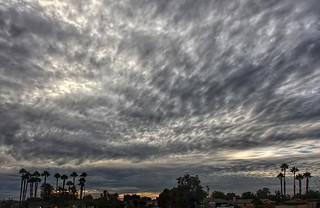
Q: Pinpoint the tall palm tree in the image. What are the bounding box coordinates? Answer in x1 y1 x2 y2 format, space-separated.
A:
78 177 86 200
22 172 31 201
80 172 87 197
33 171 41 198
41 170 50 184
19 169 28 202
61 174 68 191
290 166 299 195
29 174 36 198
276 173 284 195
295 174 304 195
66 181 73 192
303 172 312 194
280 163 289 196
70 172 78 188
34 177 41 198
54 173 61 191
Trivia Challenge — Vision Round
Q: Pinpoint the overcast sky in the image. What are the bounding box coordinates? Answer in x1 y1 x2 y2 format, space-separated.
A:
1 0 320 200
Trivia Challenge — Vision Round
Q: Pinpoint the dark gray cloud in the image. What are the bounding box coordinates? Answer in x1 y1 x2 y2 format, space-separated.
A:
0 0 320 199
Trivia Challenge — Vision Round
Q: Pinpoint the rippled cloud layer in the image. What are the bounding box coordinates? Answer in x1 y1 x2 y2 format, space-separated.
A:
0 0 319 198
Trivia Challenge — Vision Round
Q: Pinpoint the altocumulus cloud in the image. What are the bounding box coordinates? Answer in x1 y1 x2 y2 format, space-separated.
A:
0 0 320 199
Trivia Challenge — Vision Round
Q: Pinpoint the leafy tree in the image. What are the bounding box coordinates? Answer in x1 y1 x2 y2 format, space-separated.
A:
225 192 238 200
211 190 225 199
40 183 54 201
96 190 122 208
241 191 255 199
304 189 320 199
158 174 207 208
290 166 299 195
176 174 207 207
256 188 270 199
158 188 171 208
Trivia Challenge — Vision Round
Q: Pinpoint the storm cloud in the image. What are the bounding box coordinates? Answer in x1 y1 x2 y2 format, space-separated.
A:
0 0 320 199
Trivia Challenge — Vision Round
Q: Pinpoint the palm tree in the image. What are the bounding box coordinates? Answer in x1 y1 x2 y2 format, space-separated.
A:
61 174 68 191
54 173 61 191
290 166 299 195
33 171 41 198
295 174 304 195
80 172 87 197
66 181 73 192
34 177 41 198
78 177 86 200
280 163 289 195
70 172 78 188
22 172 31 201
19 169 28 202
276 173 284 195
29 174 36 198
303 172 312 194
41 170 50 184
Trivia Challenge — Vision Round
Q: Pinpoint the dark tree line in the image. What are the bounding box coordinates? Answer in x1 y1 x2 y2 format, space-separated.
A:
158 174 208 208
18 168 88 206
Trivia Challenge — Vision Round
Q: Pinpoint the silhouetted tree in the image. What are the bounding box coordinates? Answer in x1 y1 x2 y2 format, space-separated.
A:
303 172 312 194
295 174 304 195
79 172 87 198
54 173 60 191
241 191 255 199
41 183 54 201
256 188 270 199
19 168 28 202
280 163 289 195
158 174 207 208
41 170 50 185
276 173 284 195
60 174 68 191
290 166 299 195
211 190 225 199
79 177 86 200
66 181 73 192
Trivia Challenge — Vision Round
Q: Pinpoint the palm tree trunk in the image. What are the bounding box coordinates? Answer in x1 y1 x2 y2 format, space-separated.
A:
22 180 26 201
280 178 283 195
56 178 59 191
306 178 309 194
19 178 24 202
284 170 286 196
293 173 296 195
30 182 33 198
80 186 83 200
299 180 301 195
23 180 28 201
34 182 38 198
